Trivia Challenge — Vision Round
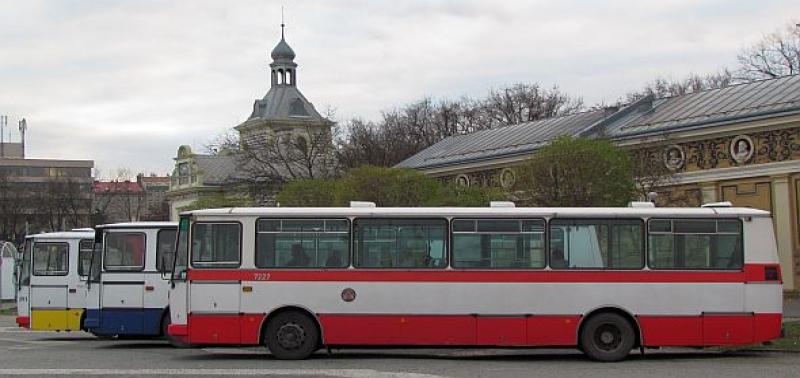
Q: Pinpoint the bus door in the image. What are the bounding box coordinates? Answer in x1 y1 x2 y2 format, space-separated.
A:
141 227 176 334
187 221 242 344
29 239 72 330
15 241 31 328
169 218 190 340
100 230 147 334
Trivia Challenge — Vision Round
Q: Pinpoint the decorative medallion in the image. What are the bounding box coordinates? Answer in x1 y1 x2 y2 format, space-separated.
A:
455 174 470 187
662 145 685 171
730 135 754 164
499 168 516 189
341 288 356 302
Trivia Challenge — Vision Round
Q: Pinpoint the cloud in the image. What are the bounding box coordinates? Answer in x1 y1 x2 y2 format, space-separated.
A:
1 0 798 175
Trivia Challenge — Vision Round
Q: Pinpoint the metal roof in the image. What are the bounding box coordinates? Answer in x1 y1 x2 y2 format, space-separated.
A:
397 75 800 170
194 154 238 185
395 109 608 169
605 74 800 139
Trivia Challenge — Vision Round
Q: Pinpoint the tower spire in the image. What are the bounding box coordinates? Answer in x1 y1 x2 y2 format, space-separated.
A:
281 6 285 39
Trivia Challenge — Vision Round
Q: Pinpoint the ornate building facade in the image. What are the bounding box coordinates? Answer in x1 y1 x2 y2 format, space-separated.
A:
166 26 333 219
397 75 800 290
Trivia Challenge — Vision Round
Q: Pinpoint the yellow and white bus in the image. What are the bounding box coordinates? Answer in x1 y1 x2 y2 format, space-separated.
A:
16 230 94 331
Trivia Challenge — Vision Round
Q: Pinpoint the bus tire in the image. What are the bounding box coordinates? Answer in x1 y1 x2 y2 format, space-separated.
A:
580 312 635 362
265 311 319 360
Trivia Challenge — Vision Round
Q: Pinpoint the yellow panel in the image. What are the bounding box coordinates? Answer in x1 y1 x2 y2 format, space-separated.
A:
30 309 83 331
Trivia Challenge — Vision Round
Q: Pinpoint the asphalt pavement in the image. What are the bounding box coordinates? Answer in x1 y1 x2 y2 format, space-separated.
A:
0 314 798 378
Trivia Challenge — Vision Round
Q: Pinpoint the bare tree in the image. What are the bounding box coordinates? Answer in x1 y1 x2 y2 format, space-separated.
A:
482 83 583 126
629 147 677 201
623 70 735 103
737 21 800 80
236 124 338 187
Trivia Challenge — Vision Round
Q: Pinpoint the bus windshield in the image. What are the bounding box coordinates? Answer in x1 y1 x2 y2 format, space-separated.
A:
172 217 190 280
18 241 31 287
88 233 103 283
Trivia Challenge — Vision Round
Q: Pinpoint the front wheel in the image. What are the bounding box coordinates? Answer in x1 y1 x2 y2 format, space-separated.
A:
265 311 319 360
580 313 635 362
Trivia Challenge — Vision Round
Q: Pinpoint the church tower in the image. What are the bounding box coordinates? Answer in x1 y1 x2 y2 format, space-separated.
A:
235 23 332 145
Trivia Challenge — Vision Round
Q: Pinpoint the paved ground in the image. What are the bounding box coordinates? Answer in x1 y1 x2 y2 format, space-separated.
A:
0 315 798 378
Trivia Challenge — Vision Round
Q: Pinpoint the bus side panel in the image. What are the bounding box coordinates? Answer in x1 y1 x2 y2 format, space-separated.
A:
188 314 241 344
753 313 782 342
702 314 754 345
526 315 581 346
638 316 703 346
319 315 476 345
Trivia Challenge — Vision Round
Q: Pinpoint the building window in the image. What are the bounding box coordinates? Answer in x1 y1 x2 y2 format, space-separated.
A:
178 162 189 185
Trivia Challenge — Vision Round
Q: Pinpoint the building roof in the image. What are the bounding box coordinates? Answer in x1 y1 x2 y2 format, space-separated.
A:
93 180 143 193
605 74 800 139
397 75 800 170
247 85 325 122
194 154 239 185
395 109 608 169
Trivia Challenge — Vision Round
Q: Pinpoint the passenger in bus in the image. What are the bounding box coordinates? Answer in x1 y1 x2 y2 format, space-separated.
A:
325 249 342 267
551 247 566 268
286 244 310 267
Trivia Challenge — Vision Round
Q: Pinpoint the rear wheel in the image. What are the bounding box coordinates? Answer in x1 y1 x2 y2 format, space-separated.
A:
265 311 319 360
580 313 635 362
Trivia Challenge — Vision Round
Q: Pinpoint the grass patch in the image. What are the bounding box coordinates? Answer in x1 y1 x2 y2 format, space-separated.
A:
785 290 800 300
0 307 16 315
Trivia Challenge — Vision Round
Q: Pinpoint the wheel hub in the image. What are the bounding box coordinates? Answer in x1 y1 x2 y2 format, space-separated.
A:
276 322 306 350
594 324 622 351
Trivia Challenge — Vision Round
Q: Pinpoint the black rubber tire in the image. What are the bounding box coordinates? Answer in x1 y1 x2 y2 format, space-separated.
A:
265 311 319 360
162 314 188 348
580 313 635 362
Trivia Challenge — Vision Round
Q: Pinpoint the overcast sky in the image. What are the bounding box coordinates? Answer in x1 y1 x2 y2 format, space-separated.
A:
1 0 798 177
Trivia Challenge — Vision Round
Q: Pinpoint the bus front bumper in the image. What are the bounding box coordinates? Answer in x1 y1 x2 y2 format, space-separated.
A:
168 323 188 337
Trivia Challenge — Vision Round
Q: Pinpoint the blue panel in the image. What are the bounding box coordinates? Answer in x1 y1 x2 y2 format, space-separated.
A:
84 309 101 330
87 308 165 337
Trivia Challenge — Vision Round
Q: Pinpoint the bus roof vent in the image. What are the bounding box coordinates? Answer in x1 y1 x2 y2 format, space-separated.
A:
350 201 376 208
628 201 655 208
490 201 516 208
701 201 733 208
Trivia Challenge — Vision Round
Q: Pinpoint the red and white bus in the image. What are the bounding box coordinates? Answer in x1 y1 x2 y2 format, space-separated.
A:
167 202 783 361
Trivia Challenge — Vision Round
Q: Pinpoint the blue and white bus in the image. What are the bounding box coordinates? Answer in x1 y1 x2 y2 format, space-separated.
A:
85 222 177 338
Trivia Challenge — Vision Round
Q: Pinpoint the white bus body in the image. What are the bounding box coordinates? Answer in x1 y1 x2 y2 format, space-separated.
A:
168 206 783 361
84 222 177 337
1 241 18 301
15 231 95 331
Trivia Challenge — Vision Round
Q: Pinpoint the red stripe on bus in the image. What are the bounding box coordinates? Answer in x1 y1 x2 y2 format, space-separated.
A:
186 263 778 284
181 312 781 347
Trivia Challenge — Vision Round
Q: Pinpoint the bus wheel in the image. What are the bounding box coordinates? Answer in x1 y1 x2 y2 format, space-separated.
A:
265 311 319 360
580 313 635 362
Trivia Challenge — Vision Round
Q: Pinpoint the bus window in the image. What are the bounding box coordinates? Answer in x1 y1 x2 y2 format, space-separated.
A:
78 240 94 277
648 219 742 270
156 229 177 273
354 219 446 268
19 242 31 286
548 219 643 269
172 217 190 279
452 219 545 268
33 243 69 276
191 223 241 268
255 219 349 268
104 233 146 271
